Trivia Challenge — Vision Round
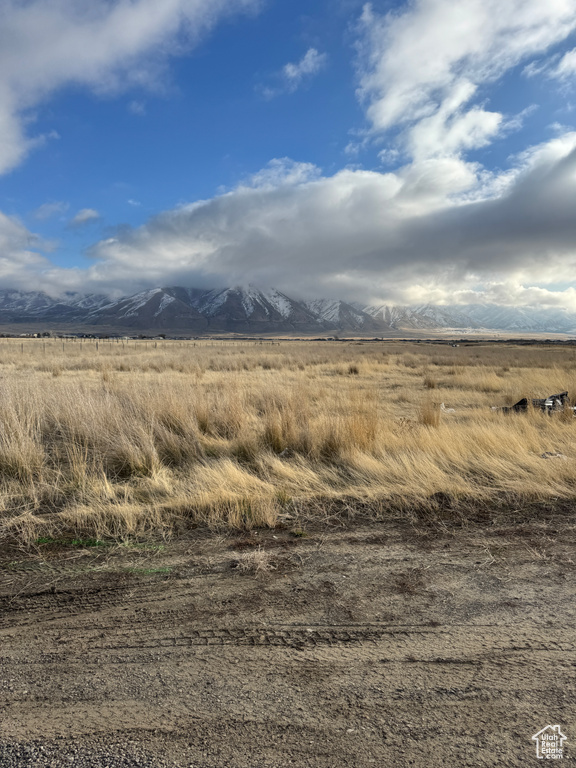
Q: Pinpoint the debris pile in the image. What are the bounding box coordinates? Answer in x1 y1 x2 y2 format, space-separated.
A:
493 391 572 414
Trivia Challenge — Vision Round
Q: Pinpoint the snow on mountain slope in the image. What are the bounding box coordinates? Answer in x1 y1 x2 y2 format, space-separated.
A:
0 290 58 315
154 294 176 317
461 304 576 332
59 292 110 310
305 299 342 324
86 288 207 329
118 289 164 318
261 288 296 319
362 303 480 329
362 302 576 332
306 299 390 330
190 286 295 319
183 286 321 330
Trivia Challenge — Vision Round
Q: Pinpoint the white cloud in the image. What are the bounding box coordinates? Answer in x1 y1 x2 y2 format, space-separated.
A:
34 200 69 220
128 100 146 116
0 0 259 174
523 59 551 79
69 208 100 228
523 47 576 81
550 47 576 79
283 48 328 89
356 0 576 158
261 48 328 97
405 81 503 162
247 158 321 189
501 104 539 134
0 212 56 289
377 147 401 165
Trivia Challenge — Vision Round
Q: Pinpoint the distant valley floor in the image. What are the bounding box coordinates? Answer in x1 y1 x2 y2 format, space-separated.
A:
1 322 576 342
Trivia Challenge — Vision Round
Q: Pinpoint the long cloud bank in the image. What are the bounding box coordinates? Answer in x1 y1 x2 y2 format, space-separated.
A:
82 135 576 307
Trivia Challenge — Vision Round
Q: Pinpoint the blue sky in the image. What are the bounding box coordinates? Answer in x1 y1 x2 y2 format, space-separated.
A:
2 0 576 308
1 0 365 264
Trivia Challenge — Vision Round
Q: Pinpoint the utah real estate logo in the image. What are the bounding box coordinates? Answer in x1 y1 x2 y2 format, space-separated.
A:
532 725 567 759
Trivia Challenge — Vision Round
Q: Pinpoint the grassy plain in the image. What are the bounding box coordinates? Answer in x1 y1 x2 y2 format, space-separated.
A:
0 337 575 544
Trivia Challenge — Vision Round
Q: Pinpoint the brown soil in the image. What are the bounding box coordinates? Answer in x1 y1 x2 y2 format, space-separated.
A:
1 512 575 767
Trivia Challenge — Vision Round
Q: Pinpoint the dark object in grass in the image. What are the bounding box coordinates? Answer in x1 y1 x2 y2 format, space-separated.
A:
495 391 572 414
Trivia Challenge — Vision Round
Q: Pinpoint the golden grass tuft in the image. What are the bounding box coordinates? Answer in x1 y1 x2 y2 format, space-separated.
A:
235 547 278 574
419 399 440 427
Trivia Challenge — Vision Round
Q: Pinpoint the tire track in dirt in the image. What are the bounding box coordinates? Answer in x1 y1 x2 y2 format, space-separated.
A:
2 525 576 767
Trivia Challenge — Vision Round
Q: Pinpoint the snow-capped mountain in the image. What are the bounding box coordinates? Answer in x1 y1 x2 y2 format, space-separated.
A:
181 286 322 331
361 303 482 330
0 289 59 318
459 304 576 333
61 292 111 311
0 286 575 333
86 288 208 330
305 299 390 331
0 290 111 323
361 302 576 333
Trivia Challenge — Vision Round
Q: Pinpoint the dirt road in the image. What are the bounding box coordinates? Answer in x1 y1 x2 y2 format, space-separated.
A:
1 512 575 766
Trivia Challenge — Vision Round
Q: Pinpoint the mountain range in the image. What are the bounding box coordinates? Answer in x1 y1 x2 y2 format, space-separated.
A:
0 286 574 334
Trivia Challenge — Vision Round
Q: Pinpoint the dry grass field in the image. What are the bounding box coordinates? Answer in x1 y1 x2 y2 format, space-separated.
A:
2 337 576 767
0 337 575 544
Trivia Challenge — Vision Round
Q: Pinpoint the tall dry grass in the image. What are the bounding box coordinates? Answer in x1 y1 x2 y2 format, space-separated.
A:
0 337 575 543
